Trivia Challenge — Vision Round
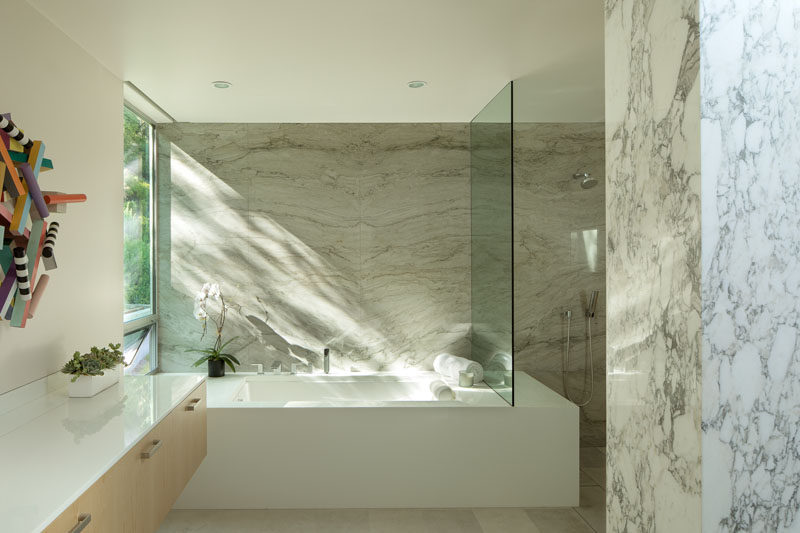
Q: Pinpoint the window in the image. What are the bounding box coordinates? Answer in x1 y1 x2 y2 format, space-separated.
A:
123 105 157 374
123 326 156 374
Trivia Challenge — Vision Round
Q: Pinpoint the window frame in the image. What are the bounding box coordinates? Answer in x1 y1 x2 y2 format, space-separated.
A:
122 103 159 373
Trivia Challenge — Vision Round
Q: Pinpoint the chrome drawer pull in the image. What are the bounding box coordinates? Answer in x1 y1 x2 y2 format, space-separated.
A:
141 439 162 459
186 398 201 411
69 513 91 533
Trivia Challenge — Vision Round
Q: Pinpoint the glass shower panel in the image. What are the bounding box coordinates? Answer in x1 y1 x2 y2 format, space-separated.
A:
470 82 514 405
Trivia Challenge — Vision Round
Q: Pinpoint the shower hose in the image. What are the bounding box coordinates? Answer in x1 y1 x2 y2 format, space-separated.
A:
562 311 594 407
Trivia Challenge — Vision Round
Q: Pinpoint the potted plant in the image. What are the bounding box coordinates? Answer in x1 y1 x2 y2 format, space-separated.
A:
61 343 125 397
188 282 240 377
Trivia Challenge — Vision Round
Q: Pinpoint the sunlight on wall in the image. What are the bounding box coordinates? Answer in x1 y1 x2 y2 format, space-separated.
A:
158 124 471 373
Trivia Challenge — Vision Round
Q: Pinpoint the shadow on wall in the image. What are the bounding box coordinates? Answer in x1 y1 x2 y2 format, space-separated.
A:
157 124 472 373
161 143 388 372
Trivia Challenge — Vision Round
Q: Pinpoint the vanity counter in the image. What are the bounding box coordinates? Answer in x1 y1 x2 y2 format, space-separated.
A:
0 374 205 533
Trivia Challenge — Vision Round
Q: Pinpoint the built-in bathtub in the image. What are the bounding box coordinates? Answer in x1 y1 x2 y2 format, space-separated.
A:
174 371 579 509
229 373 509 407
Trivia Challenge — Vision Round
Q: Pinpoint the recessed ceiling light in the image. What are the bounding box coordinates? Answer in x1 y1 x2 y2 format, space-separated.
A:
212 81 232 89
407 80 428 89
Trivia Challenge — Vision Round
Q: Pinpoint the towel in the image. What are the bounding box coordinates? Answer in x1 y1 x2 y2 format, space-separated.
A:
485 352 512 372
433 353 484 384
429 380 456 401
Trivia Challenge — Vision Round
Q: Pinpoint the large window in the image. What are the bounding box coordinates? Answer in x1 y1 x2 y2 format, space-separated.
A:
123 105 157 374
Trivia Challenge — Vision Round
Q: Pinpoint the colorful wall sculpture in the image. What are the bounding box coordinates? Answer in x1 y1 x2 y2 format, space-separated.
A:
0 113 87 327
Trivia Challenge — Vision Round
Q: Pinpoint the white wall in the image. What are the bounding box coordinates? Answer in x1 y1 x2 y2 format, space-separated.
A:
0 0 122 394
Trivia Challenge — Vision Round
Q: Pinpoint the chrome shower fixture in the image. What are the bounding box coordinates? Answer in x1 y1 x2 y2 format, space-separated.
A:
587 289 599 318
573 172 598 189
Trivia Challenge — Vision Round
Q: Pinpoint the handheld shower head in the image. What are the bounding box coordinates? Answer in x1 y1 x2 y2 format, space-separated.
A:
586 290 600 318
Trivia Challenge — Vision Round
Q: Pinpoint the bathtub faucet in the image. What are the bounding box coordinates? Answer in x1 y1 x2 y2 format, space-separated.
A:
324 348 330 374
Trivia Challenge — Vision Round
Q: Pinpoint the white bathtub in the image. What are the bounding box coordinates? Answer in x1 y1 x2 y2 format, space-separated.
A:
175 371 579 509
229 373 508 407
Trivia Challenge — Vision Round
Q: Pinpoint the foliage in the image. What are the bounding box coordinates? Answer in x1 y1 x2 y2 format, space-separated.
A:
61 343 125 382
123 108 152 308
188 283 240 372
188 337 241 372
123 107 149 167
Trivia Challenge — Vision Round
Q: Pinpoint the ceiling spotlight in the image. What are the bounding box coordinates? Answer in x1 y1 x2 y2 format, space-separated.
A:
212 81 232 89
407 80 428 89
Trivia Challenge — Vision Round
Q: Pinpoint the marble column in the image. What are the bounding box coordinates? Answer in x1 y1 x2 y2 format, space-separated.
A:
605 0 702 531
607 0 800 530
700 0 800 530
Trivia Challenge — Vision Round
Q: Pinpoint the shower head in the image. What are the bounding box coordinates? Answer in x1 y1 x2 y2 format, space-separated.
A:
586 290 600 318
573 172 598 189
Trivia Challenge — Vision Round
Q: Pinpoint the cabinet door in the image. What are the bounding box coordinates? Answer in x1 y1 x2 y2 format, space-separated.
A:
176 383 207 495
42 445 138 533
137 419 171 532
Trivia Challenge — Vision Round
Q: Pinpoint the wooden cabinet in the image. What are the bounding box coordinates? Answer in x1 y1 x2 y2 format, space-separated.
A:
43 382 207 533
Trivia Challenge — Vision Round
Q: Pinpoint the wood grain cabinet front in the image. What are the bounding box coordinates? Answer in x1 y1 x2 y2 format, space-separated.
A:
43 382 207 533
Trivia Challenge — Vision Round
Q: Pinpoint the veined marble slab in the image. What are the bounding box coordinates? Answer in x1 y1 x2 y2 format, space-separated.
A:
701 0 800 530
605 0 702 531
157 123 470 374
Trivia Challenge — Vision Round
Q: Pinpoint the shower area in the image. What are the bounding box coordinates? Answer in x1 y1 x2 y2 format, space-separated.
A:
469 79 606 443
511 76 606 445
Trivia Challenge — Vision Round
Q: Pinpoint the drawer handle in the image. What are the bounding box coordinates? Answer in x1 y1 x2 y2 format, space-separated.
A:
68 513 91 533
141 439 162 459
186 397 202 411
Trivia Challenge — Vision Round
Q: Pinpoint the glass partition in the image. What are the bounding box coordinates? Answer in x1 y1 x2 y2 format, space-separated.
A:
470 82 514 405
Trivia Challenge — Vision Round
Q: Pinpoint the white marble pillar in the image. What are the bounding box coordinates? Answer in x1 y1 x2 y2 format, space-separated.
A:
605 0 702 530
607 0 800 530
701 0 800 531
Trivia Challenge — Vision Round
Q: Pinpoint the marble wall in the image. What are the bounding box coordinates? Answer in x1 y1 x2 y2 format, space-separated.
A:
700 1 800 530
605 0 702 531
156 123 470 373
513 123 606 446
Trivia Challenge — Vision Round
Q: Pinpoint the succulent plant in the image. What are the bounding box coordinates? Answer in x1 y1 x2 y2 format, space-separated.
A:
61 343 125 382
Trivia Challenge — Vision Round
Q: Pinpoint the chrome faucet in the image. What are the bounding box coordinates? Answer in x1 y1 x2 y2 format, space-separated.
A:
324 348 330 374
250 363 264 375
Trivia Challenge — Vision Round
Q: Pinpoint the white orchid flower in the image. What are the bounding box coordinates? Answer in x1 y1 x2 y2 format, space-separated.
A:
208 283 221 300
193 305 208 320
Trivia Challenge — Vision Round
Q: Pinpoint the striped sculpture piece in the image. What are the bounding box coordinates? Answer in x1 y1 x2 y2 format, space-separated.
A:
42 221 58 270
0 112 87 328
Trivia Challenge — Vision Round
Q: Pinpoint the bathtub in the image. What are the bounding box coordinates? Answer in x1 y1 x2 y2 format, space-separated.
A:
229 373 509 407
174 371 579 509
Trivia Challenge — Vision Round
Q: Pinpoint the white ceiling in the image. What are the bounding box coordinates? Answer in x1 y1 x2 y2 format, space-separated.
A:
27 0 603 123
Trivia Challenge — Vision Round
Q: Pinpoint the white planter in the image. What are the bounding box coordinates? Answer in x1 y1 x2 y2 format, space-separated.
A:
67 365 123 398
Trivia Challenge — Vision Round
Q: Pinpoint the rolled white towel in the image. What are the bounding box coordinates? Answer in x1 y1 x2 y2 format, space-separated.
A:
486 352 513 372
429 380 456 401
433 353 484 384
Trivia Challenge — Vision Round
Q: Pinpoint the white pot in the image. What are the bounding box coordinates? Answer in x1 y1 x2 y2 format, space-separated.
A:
67 365 122 398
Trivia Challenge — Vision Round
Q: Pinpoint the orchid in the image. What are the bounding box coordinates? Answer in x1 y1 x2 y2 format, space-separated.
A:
188 282 239 373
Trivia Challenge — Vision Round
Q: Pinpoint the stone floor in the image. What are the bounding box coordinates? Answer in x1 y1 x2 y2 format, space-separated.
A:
158 448 606 533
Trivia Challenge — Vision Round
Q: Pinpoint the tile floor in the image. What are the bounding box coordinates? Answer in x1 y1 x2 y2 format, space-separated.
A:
158 448 606 533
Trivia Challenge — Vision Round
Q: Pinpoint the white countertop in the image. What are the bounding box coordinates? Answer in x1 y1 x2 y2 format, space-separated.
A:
0 373 205 533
